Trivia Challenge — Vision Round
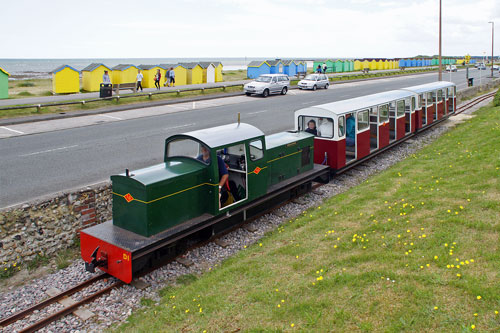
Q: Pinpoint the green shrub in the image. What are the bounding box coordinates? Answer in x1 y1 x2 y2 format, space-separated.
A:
493 87 500 107
17 81 35 87
18 91 34 96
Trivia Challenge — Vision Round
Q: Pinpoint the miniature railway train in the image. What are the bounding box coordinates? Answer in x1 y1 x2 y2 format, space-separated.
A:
81 81 456 283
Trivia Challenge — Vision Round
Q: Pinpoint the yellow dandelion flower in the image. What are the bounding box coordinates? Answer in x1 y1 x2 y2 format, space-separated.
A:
281 299 285 303
434 256 438 260
445 243 448 247
477 296 482 300
495 310 499 315
199 308 203 313
407 229 411 233
447 265 450 268
447 209 451 213
259 243 262 247
173 305 176 309
277 304 281 308
457 273 461 277
474 313 478 316
291 323 295 327
470 259 475 263
434 306 438 310
276 289 279 292
471 324 475 330
426 264 430 267
185 309 189 313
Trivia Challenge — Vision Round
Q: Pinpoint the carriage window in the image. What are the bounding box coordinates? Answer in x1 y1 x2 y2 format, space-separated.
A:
249 140 263 161
438 89 443 102
357 110 369 131
448 87 453 98
405 98 411 113
298 116 334 138
379 104 389 123
427 92 433 103
167 139 210 165
411 97 416 111
418 94 423 108
397 100 405 117
338 116 345 137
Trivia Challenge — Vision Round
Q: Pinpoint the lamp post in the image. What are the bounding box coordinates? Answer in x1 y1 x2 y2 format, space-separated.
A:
438 0 442 81
489 21 494 78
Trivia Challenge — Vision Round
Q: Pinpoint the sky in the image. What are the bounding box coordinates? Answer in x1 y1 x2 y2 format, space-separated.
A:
1 0 499 59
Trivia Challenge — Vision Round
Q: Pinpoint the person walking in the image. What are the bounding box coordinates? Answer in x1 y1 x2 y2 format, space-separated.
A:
322 63 327 74
154 69 161 90
102 70 111 84
164 68 171 87
169 67 175 87
316 65 322 73
136 70 144 92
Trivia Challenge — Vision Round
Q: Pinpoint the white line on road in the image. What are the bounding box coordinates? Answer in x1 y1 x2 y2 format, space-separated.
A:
99 114 123 120
164 123 196 130
19 145 79 157
0 126 25 134
248 110 268 115
192 102 196 109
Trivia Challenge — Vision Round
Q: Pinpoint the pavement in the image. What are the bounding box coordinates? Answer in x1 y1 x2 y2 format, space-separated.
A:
0 69 496 208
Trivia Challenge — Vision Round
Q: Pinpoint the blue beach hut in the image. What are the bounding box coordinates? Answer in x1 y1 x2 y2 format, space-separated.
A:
268 60 284 74
416 59 423 67
282 60 297 77
296 61 306 74
247 60 271 79
410 59 417 67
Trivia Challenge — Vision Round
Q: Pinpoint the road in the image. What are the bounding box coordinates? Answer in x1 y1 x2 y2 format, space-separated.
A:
0 69 495 208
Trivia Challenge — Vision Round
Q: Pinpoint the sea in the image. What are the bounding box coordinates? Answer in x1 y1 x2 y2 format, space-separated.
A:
0 57 276 80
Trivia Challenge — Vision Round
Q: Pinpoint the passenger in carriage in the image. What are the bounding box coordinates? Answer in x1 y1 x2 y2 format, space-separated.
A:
318 118 333 137
305 119 317 136
197 145 230 206
345 113 355 146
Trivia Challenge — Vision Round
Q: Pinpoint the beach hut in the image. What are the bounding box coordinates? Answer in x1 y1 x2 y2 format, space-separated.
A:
112 64 139 84
81 63 112 92
180 63 203 84
354 60 363 71
376 59 384 70
50 65 80 94
295 61 306 74
383 60 390 70
333 60 343 72
199 62 216 83
368 59 377 70
348 60 354 72
0 67 10 99
160 64 188 86
282 60 297 77
137 65 165 88
269 60 284 74
247 60 271 79
213 62 223 82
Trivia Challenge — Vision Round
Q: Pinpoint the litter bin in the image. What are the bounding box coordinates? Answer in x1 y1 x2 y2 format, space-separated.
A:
100 83 112 98
468 78 474 87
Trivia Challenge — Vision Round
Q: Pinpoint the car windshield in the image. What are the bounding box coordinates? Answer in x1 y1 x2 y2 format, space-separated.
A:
304 75 318 80
256 76 272 83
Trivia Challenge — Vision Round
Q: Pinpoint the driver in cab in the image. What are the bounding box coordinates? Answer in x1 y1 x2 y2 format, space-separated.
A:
197 145 229 206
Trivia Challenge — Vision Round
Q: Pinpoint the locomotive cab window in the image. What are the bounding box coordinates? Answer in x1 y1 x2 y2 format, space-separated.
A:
338 116 345 137
249 140 263 161
167 138 210 165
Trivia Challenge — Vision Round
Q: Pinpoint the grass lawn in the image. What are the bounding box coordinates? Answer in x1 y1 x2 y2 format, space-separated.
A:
115 102 500 332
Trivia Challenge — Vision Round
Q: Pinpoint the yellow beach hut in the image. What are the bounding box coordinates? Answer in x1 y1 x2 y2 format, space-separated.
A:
368 59 378 70
181 63 203 85
354 60 363 71
0 67 10 99
138 65 165 88
111 64 139 84
51 65 80 94
82 63 112 92
160 64 188 86
213 62 223 82
362 59 370 70
199 62 216 83
376 59 385 70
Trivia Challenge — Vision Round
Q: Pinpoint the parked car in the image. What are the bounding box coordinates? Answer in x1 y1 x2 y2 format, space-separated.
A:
298 74 330 90
493 65 499 71
244 74 290 97
477 63 487 70
445 65 457 72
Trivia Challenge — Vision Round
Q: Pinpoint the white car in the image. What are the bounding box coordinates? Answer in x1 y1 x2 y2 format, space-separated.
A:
493 65 499 71
298 74 329 90
477 63 487 70
244 74 290 97
446 65 457 72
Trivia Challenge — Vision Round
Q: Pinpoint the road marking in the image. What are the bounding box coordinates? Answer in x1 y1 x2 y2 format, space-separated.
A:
248 110 268 115
19 145 79 157
99 114 123 120
164 123 196 130
0 126 25 134
192 102 196 109
288 90 296 95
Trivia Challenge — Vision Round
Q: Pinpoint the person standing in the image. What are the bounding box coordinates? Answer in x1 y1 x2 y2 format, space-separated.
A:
102 70 111 84
154 69 161 90
136 70 144 92
169 67 175 87
316 65 322 73
322 63 327 74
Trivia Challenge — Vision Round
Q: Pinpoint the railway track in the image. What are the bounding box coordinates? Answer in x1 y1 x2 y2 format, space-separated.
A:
1 89 497 333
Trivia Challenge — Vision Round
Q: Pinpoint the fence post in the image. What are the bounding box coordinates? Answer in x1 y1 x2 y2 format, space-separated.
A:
201 88 205 94
177 90 180 96
37 104 41 113
148 93 152 100
222 85 226 91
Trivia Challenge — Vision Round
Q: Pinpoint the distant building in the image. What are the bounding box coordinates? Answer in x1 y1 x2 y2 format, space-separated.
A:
112 64 139 84
180 63 203 85
213 62 223 82
246 60 271 79
199 62 216 83
50 65 80 94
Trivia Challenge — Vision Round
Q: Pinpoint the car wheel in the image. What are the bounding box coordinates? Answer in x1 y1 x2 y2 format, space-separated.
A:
281 87 287 95
245 92 251 96
262 89 269 98
313 85 317 91
325 83 329 89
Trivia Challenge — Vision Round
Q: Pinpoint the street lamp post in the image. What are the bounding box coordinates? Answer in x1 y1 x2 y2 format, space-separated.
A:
438 0 442 81
489 21 494 78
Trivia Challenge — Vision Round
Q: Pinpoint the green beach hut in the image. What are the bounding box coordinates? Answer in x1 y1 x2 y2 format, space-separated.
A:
334 60 344 72
0 67 10 99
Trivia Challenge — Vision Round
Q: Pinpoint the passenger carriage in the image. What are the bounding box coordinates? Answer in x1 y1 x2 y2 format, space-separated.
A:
294 90 418 172
402 81 456 130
